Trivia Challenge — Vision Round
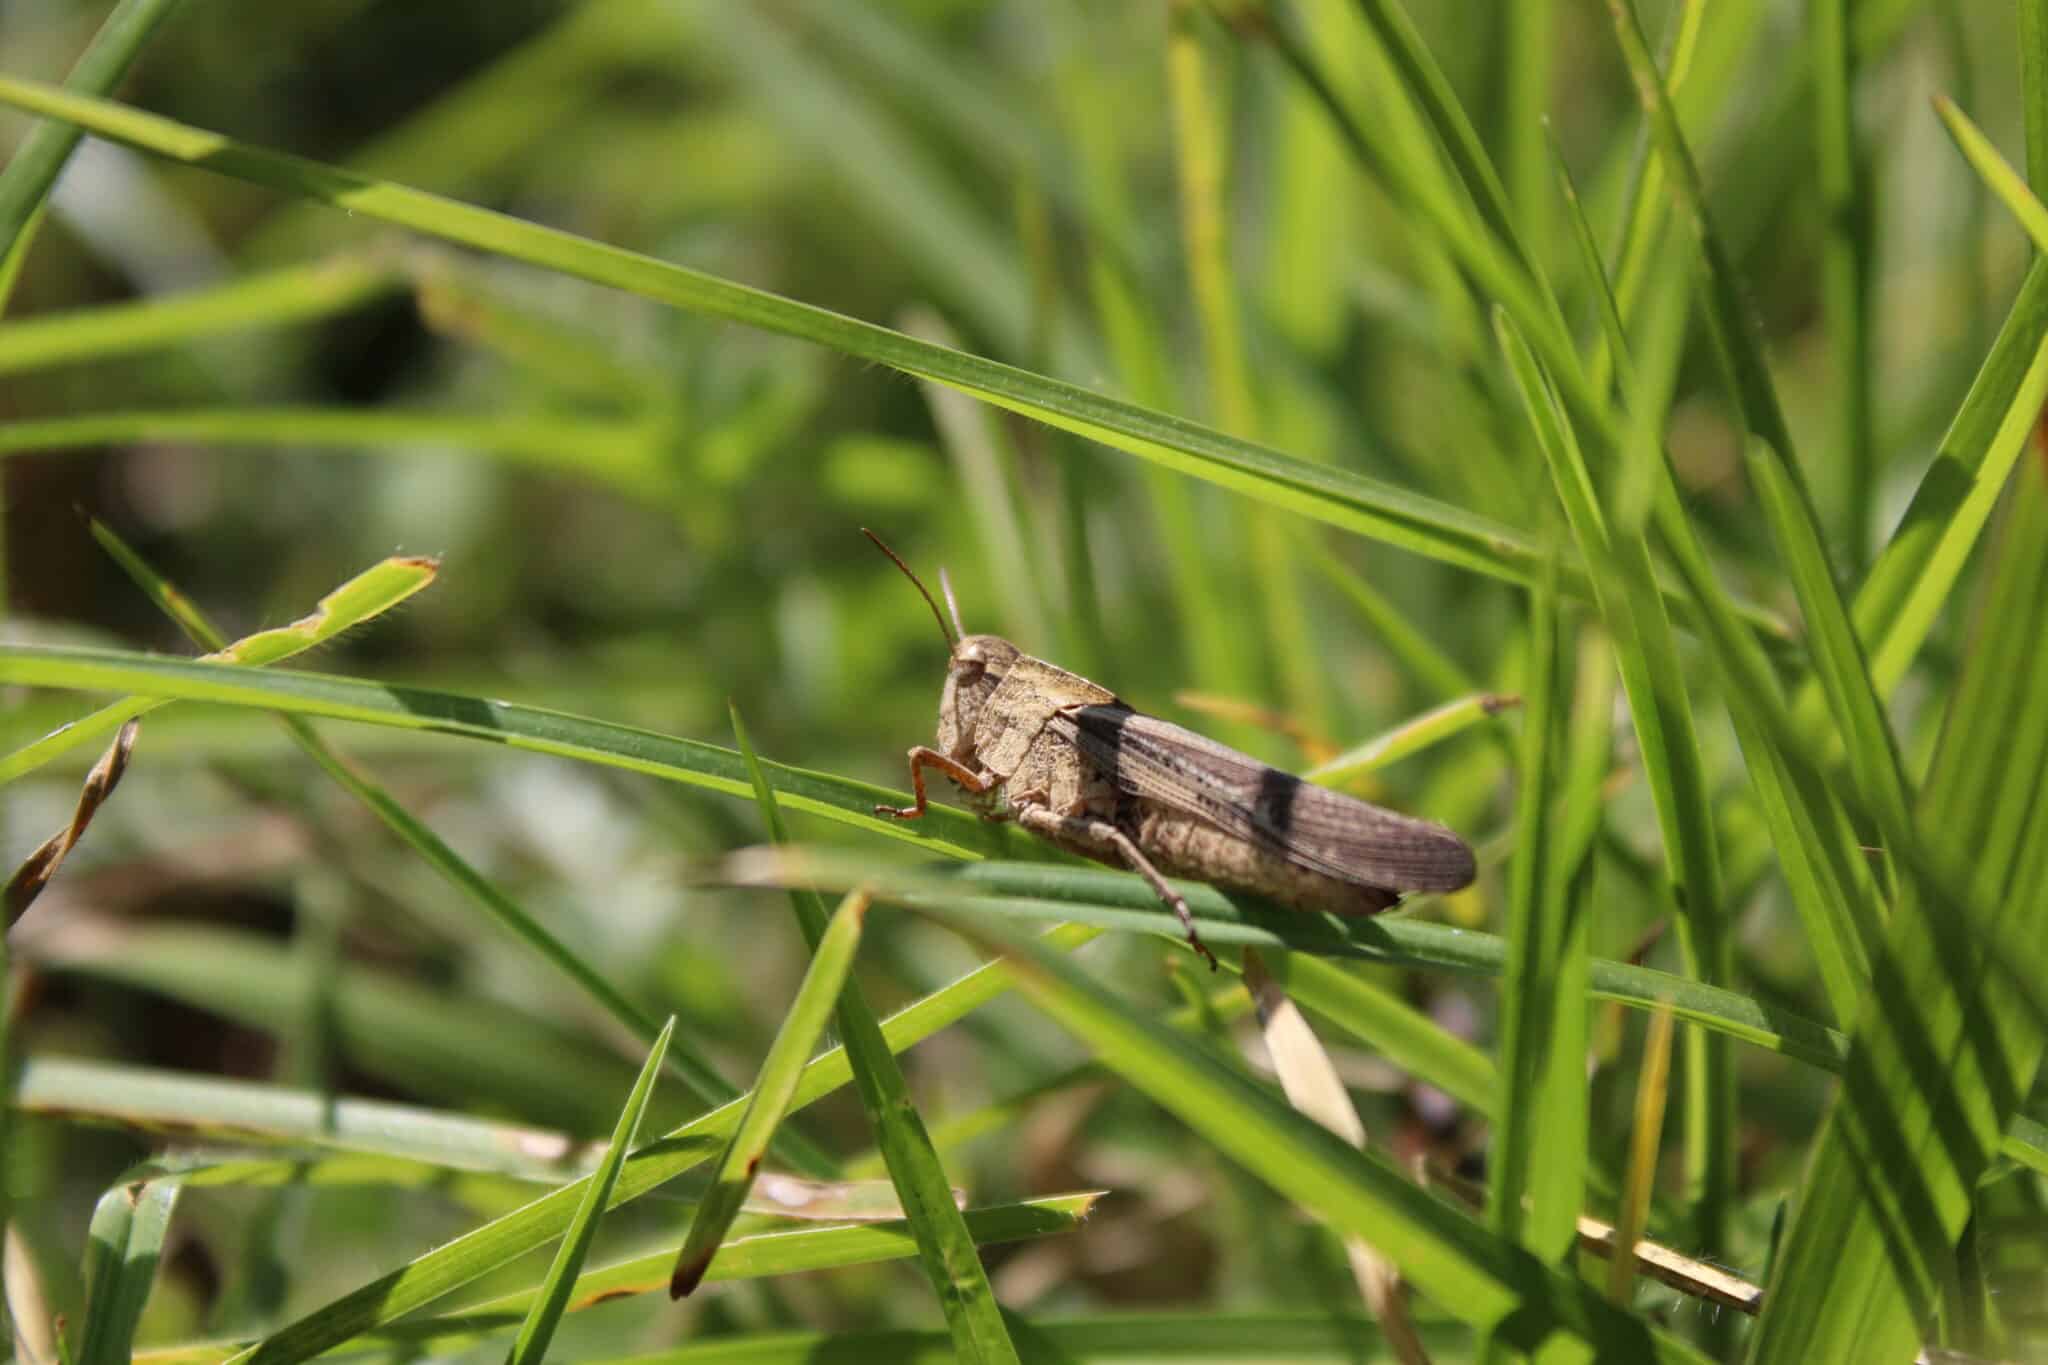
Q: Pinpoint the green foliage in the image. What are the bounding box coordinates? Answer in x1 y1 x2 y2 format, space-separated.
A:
4 3 2047 1361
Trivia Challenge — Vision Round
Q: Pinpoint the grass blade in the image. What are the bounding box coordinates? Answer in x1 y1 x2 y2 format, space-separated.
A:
916 911 1712 1361
82 522 820 1167
1605 0 1916 849
1243 950 1428 1364
76 1174 181 1365
0 0 184 303
0 254 404 374
1607 1003 1675 1305
732 705 1019 1361
3 556 437 781
669 891 868 1298
0 645 1045 863
0 73 1793 638
1751 464 2048 1362
505 1019 672 1365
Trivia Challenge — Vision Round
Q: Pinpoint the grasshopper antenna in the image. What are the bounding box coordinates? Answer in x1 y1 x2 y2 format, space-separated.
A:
937 567 966 642
862 528 959 650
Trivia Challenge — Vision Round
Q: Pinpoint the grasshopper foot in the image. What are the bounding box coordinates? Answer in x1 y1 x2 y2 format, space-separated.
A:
1169 895 1220 971
873 803 920 820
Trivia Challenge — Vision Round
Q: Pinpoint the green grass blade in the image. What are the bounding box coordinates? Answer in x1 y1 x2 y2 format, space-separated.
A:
1605 0 1916 847
1166 4 1325 732
0 409 670 502
1751 464 2048 1363
2027 0 2048 191
1494 300 1735 1242
83 521 816 1162
1302 693 1512 789
1305 542 1480 700
1937 96 2048 251
1848 255 2048 701
917 911 1712 1361
669 892 867 1298
3 558 437 781
0 255 404 374
1808 0 1872 564
116 1197 1103 1365
506 1018 673 1365
0 0 184 303
1488 552 1562 1254
0 645 1045 863
0 74 1784 630
732 706 1019 1362
173 916 1098 1365
77 1174 181 1365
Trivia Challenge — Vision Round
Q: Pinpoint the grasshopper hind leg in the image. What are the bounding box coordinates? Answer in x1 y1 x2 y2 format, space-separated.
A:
1015 805 1220 970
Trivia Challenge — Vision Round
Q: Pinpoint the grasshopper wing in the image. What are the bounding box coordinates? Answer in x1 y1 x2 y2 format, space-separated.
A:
1057 704 1475 894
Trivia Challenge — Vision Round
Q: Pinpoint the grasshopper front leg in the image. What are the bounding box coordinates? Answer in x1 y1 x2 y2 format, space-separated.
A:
1014 805 1219 971
875 746 994 820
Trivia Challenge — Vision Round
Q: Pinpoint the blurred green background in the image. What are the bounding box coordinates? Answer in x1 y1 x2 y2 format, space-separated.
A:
2 0 2041 1357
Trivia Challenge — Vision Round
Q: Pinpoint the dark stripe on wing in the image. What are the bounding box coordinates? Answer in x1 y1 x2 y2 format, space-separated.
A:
1059 704 1475 893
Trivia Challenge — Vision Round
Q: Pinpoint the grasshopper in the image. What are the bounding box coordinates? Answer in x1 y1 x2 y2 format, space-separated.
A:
864 531 1476 968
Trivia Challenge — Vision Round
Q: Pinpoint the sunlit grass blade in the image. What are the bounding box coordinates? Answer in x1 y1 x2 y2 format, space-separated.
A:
667 890 867 1298
914 911 1712 1361
0 0 184 304
84 522 808 1163
732 706 1018 1361
505 1018 672 1365
1303 693 1514 791
0 645 1045 863
1751 464 2048 1363
76 1173 181 1365
0 74 1792 636
1936 96 2048 251
2 557 437 782
1608 1002 1675 1305
0 254 405 374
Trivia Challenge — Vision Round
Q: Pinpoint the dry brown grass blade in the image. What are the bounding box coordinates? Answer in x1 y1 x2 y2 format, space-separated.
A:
5 719 139 920
1243 947 1430 1365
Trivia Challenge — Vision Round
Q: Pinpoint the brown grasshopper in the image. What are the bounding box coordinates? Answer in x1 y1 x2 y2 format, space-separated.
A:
863 531 1476 968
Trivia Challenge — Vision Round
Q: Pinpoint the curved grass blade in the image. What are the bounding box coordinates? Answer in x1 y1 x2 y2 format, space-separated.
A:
732 706 1017 1361
3 557 438 782
0 73 1787 635
84 524 821 1171
669 893 867 1298
0 644 1044 864
506 1017 672 1365
77 1174 181 1365
918 911 1713 1362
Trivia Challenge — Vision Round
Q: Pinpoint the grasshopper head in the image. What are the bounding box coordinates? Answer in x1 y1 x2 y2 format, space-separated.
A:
938 633 1018 758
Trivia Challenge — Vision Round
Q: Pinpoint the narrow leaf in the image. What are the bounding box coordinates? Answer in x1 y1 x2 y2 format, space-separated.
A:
505 1018 673 1365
